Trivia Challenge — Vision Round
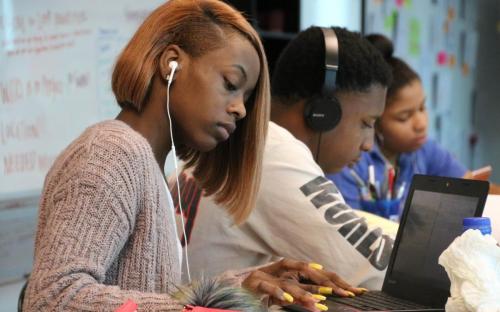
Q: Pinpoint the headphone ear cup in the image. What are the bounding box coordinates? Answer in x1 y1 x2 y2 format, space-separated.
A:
304 96 342 132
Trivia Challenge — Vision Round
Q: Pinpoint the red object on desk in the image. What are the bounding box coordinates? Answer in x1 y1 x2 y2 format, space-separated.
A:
183 305 240 312
115 299 138 312
387 167 395 199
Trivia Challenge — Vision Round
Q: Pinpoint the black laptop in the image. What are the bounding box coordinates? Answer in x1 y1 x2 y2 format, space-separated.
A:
287 174 489 312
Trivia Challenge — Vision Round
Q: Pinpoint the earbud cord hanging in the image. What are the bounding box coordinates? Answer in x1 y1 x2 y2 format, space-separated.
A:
315 132 323 163
166 72 192 283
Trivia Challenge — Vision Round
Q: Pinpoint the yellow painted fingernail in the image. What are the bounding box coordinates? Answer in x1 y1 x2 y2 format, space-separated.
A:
315 303 328 311
346 291 356 297
358 287 369 292
318 287 333 295
283 292 294 303
309 262 323 270
312 294 327 301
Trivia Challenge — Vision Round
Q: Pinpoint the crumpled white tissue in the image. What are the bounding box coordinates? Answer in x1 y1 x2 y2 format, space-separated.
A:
438 229 500 312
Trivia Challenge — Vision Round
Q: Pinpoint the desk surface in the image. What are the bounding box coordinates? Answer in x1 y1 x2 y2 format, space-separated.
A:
483 194 500 241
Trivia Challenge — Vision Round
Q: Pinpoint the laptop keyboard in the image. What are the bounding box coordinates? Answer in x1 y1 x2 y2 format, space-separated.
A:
329 291 429 311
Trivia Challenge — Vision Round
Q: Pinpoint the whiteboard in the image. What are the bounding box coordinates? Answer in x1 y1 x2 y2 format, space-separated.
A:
300 0 362 32
0 0 165 203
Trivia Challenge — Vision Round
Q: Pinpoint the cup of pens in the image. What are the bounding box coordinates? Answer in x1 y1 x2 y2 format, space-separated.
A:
350 167 405 221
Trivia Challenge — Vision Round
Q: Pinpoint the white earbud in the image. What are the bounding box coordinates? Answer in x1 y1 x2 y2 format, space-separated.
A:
167 61 178 84
165 59 192 283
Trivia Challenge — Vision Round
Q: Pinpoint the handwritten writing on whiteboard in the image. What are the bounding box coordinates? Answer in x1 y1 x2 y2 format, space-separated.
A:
3 151 37 175
2 30 92 57
3 151 57 175
1 10 92 57
0 118 45 145
1 10 87 34
0 1 168 286
0 0 165 201
1 72 90 106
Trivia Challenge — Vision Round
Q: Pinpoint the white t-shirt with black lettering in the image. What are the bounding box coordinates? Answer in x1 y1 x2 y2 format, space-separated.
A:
173 122 396 289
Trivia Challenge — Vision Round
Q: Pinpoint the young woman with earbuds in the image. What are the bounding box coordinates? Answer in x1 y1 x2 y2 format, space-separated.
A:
23 1 361 311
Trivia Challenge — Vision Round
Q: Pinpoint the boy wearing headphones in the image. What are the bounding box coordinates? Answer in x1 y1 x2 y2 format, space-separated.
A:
172 26 394 289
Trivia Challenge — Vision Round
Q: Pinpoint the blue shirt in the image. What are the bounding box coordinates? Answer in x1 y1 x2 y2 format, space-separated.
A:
327 139 467 215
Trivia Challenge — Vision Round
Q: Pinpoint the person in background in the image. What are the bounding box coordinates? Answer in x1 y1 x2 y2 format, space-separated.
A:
171 26 397 291
328 33 484 215
23 1 359 311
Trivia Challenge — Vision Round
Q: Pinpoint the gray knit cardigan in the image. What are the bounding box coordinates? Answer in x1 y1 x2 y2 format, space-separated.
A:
24 120 189 311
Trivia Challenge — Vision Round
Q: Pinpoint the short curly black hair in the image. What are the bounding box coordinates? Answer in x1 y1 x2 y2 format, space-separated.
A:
272 26 392 104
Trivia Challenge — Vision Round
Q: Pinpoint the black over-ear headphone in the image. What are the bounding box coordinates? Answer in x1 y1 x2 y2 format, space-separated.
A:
304 27 341 132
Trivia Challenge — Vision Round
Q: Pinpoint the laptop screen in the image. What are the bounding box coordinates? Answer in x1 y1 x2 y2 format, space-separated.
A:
391 190 478 288
383 175 488 307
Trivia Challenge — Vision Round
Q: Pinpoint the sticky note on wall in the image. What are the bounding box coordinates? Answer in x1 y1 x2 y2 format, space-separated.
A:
437 50 448 65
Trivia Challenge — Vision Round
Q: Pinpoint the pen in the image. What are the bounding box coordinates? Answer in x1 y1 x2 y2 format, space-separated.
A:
387 167 395 199
381 168 388 199
367 165 378 199
349 169 373 200
369 183 378 200
360 185 372 201
350 169 366 187
396 181 406 200
375 180 381 199
368 165 375 188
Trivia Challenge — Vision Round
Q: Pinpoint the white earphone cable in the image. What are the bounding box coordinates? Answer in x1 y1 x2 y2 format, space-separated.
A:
166 65 192 283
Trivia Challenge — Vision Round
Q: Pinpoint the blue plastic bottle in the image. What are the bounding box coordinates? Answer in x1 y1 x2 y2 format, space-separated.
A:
463 217 492 235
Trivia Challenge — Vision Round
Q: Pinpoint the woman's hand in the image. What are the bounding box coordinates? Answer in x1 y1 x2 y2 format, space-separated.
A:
242 259 367 311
